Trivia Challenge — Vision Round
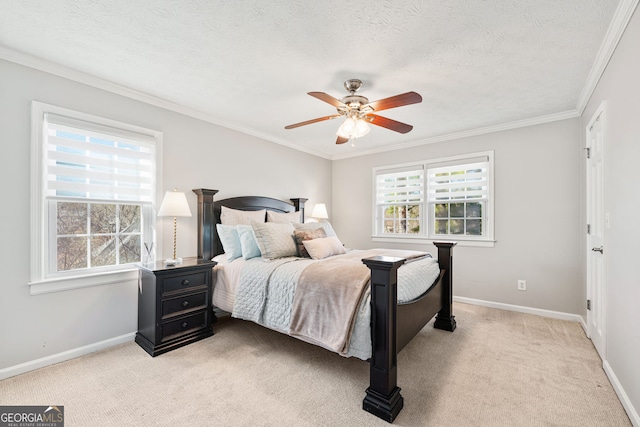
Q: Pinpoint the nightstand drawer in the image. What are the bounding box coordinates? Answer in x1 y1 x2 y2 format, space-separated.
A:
162 311 208 341
162 271 207 294
162 291 207 319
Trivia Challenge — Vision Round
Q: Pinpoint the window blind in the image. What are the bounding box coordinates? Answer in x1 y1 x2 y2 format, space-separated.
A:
376 166 424 205
427 161 488 202
44 113 155 202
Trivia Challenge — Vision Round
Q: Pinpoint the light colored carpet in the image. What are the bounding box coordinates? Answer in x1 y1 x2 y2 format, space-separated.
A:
0 303 631 426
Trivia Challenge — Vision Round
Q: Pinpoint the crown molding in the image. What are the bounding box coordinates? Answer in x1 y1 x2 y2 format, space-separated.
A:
576 0 640 113
330 110 581 160
0 46 332 160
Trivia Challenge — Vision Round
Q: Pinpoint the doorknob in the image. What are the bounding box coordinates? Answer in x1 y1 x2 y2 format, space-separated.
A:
591 246 604 254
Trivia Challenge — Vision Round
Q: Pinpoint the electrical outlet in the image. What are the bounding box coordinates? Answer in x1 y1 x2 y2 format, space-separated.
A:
518 280 527 291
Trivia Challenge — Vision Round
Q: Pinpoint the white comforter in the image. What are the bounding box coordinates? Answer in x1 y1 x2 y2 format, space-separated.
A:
213 249 441 360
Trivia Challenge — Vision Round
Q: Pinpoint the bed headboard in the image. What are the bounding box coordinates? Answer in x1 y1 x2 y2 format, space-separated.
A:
192 189 307 261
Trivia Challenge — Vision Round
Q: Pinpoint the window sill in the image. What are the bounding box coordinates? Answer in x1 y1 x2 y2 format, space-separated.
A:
372 235 495 248
28 268 139 296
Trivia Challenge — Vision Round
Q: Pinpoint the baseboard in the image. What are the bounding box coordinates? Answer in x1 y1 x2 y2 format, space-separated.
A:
604 360 640 426
0 332 135 381
453 296 583 323
579 316 588 335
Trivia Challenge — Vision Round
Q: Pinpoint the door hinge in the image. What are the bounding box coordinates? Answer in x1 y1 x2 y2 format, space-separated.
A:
587 299 591 310
584 147 591 159
587 224 591 234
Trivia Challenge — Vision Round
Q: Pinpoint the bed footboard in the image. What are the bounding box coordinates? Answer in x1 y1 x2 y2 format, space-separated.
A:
362 241 456 423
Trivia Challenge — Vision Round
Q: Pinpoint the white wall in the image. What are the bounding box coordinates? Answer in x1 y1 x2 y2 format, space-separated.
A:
0 58 331 371
332 119 583 315
582 6 640 423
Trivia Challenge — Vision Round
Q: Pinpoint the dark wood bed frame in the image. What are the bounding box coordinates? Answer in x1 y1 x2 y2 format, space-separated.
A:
192 189 456 423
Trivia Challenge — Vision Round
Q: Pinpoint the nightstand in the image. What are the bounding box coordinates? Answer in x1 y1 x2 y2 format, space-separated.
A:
135 257 217 356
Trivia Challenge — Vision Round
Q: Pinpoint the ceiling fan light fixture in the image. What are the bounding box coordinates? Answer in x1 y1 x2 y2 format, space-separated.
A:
336 117 355 138
354 119 370 138
336 117 370 139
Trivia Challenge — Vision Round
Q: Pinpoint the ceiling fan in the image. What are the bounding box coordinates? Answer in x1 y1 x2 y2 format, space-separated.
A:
285 79 423 144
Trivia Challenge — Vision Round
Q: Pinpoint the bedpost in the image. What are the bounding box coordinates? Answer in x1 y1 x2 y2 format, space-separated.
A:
290 198 308 221
192 188 219 261
433 241 457 332
362 255 406 423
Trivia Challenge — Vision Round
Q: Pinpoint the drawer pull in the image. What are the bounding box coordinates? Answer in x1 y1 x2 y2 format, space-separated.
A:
182 279 190 286
181 322 188 328
182 301 189 307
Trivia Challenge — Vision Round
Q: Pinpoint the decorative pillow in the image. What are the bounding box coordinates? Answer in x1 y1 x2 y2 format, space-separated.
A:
221 206 266 226
293 227 326 258
236 224 261 260
251 222 297 260
302 235 346 260
266 210 302 224
216 224 242 262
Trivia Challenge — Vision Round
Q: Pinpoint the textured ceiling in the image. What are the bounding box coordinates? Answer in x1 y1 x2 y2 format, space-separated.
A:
0 0 624 159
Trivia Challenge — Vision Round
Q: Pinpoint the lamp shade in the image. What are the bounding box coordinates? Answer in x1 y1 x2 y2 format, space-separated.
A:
158 190 192 217
354 119 371 138
336 118 356 138
311 203 329 219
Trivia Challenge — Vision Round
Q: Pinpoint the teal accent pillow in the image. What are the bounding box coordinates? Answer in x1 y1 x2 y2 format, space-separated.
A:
236 224 262 259
216 224 242 262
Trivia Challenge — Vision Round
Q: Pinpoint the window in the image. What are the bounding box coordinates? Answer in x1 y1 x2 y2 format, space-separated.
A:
30 102 161 292
373 152 494 246
376 167 424 235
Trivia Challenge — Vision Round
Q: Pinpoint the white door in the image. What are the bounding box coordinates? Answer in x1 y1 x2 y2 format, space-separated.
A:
586 103 606 361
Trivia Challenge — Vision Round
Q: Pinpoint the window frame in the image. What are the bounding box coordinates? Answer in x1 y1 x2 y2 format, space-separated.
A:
29 101 163 294
372 151 495 247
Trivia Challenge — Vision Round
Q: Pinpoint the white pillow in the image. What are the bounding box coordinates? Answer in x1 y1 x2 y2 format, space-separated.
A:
302 235 346 260
236 225 262 260
216 224 242 262
266 210 302 224
318 221 337 237
251 222 297 260
221 206 266 226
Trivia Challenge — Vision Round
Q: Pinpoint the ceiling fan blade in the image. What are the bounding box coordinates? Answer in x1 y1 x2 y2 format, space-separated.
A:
336 136 349 145
364 91 422 112
285 114 341 129
367 114 414 134
308 92 346 108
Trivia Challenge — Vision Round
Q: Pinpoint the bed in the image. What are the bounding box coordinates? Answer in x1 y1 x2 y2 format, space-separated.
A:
192 189 456 423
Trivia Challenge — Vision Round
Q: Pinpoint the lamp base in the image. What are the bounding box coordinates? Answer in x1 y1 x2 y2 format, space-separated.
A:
164 258 183 266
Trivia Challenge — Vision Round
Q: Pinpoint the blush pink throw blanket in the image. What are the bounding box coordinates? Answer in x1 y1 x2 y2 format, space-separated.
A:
288 249 428 355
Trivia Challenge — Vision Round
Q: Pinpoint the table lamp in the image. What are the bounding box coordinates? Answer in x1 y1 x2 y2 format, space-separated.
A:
157 188 192 264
